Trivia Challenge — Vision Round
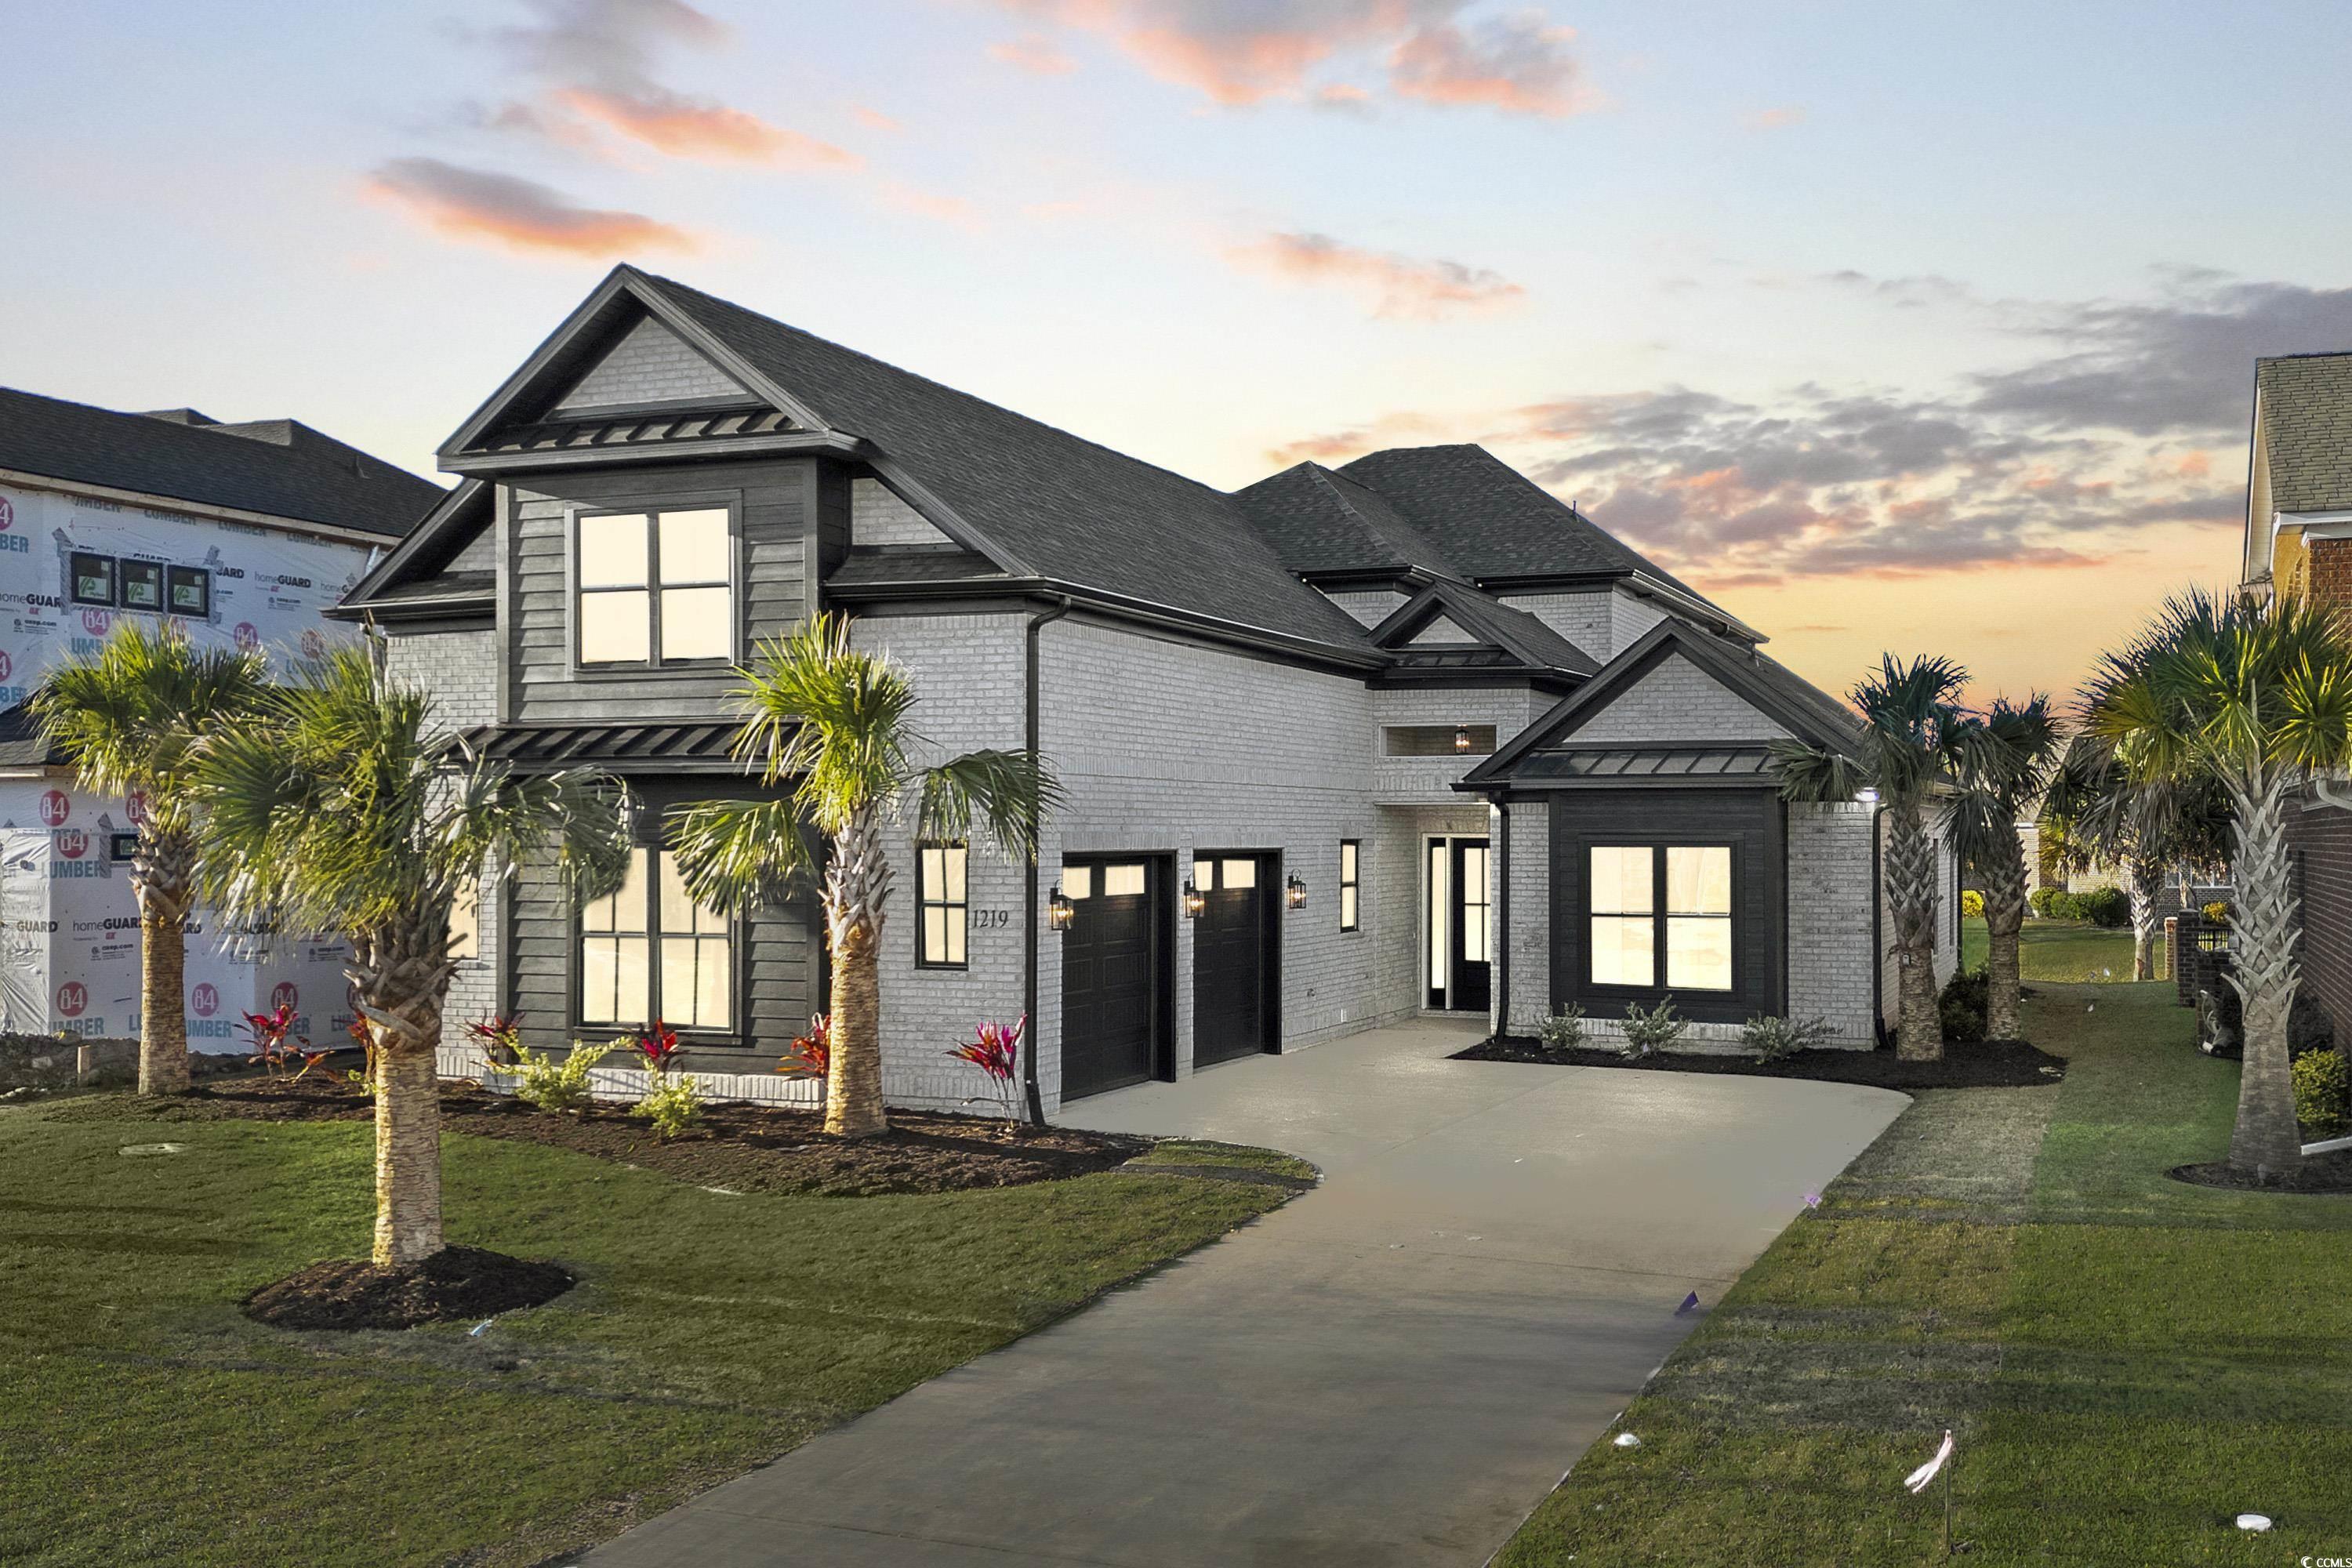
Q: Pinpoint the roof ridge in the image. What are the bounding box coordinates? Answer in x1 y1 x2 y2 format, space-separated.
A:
636 270 1243 510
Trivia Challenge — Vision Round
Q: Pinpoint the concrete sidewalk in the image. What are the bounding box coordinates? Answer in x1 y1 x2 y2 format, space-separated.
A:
574 1022 1905 1567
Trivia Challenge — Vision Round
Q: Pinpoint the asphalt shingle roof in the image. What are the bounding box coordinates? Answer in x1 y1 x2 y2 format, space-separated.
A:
635 273 1375 652
2257 352 2352 514
0 387 443 537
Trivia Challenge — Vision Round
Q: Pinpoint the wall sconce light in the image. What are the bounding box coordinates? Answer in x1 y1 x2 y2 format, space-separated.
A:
1854 786 1880 805
1181 877 1205 919
1047 885 1074 931
1454 724 1474 753
1286 873 1308 910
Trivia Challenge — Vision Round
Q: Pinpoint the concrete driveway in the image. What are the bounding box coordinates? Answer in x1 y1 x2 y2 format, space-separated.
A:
575 1022 1904 1568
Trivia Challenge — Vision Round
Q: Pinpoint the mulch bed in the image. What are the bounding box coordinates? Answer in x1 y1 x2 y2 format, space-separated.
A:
2170 1145 2352 1194
96 1069 1153 1196
1454 1035 2067 1090
242 1244 575 1331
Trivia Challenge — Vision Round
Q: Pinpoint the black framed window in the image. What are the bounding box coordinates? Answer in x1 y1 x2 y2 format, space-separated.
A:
120 560 164 612
166 565 211 618
916 841 968 967
579 840 734 1032
108 832 139 864
1588 844 1733 991
1338 840 1360 931
575 507 733 667
447 880 480 964
68 552 116 607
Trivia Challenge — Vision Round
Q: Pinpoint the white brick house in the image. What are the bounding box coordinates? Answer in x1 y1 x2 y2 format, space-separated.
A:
338 265 1949 1115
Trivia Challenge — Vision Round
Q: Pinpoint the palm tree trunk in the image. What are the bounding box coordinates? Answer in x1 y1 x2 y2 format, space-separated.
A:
132 829 194 1095
2125 855 2162 982
353 924 453 1264
1886 800 1945 1061
1980 832 2027 1040
822 807 891 1138
2224 767 2303 1178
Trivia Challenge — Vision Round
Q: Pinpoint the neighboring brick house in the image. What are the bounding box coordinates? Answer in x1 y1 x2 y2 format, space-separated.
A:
339 265 1944 1114
2241 351 2352 1040
0 387 441 1041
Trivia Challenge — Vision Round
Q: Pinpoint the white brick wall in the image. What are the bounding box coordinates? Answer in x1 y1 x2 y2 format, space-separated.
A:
1370 686 1552 804
1788 801 1878 1047
1502 803 1552 1033
1570 653 1790 744
554 317 749 410
1611 589 1669 651
387 628 502 1028
1324 588 1410 628
1497 589 1613 660
851 477 953 547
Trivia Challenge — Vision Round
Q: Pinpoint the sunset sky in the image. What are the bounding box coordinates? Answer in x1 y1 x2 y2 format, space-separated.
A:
9 1 2352 702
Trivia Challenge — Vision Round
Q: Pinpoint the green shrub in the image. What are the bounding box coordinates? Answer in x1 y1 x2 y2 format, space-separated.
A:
1740 1014 1833 1062
2073 886 2129 928
2201 900 2233 927
637 1073 706 1140
2293 1048 2350 1138
1961 888 1985 920
1939 968 1988 1044
2029 887 2069 920
1619 996 1687 1057
1537 1004 1587 1053
493 1036 626 1114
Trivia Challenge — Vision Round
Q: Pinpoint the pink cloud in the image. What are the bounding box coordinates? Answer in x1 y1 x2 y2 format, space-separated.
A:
879 180 986 232
557 86 862 168
1226 230 1526 320
853 104 903 132
1744 105 1806 130
1387 11 1589 117
363 157 698 258
989 32 1081 74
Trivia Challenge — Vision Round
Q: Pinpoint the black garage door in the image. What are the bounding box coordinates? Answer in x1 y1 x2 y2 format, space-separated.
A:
1193 853 1277 1067
1060 857 1169 1100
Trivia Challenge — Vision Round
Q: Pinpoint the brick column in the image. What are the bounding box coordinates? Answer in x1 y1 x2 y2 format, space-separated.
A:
2310 537 2352 605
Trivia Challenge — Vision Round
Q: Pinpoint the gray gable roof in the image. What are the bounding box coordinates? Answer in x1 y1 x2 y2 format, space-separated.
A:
633 272 1374 652
2256 352 2352 514
1371 577 1600 677
1233 460 1450 573
0 387 443 537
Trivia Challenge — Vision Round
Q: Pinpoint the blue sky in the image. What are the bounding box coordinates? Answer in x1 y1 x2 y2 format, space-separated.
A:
8 1 2352 696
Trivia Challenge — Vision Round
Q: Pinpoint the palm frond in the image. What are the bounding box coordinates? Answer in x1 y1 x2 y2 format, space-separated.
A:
670 797 819 915
33 620 266 834
917 749 1063 862
1767 738 1867 804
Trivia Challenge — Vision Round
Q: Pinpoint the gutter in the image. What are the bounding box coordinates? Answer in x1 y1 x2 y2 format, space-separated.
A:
1871 797 1888 1048
1494 798 1511 1037
1022 593 1074 1124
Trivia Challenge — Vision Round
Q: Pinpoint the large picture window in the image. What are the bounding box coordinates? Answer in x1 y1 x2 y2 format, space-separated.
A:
1588 844 1733 992
579 844 734 1031
916 841 968 968
575 506 733 667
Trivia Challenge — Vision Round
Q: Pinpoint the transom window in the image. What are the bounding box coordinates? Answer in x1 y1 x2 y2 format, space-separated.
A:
917 841 969 968
1338 840 1360 931
1588 844 1733 992
579 844 733 1031
575 507 733 666
1063 862 1146 899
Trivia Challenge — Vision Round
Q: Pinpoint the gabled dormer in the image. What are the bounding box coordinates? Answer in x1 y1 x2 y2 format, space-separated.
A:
1365 576 1599 691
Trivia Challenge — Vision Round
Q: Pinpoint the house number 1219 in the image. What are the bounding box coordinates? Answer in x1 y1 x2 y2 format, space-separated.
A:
973 909 1011 928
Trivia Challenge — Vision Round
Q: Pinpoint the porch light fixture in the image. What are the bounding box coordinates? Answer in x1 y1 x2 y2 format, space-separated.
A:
1286 873 1308 910
1181 877 1205 919
1047 884 1074 931
1454 724 1474 753
1854 786 1881 805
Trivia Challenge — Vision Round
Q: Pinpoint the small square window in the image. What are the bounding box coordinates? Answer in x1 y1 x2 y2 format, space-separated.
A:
1102 863 1145 897
1064 864 1093 900
120 561 164 612
166 565 211 618
69 552 116 607
108 833 139 864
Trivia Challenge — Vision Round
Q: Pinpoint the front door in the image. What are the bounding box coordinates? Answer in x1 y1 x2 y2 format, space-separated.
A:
1193 852 1275 1066
1426 836 1492 1011
1061 857 1167 1100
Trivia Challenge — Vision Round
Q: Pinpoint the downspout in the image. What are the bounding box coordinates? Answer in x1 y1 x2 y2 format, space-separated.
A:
1022 593 1074 1124
1871 797 1888 1048
1494 797 1511 1039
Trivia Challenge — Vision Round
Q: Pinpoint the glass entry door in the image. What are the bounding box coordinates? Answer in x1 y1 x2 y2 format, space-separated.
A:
1425 836 1492 1011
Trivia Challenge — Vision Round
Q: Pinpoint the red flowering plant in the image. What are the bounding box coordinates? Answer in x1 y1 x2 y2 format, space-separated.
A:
779 1013 831 1079
946 1014 1026 1131
241 1004 327 1081
464 1013 524 1066
636 1020 682 1081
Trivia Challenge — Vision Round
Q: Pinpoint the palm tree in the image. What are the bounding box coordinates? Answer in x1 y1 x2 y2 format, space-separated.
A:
2038 734 2230 981
2082 587 2352 1178
1947 696 2061 1040
34 622 266 1095
192 641 630 1263
1771 654 1976 1062
672 614 1059 1138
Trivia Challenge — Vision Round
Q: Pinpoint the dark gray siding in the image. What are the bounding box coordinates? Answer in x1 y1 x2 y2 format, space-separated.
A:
503 458 816 726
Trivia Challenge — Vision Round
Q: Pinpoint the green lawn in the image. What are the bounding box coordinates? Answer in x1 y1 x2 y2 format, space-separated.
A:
0 1103 1293 1567
1961 916 2146 982
1494 980 2352 1566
